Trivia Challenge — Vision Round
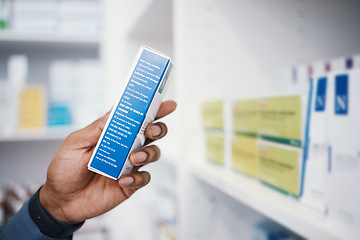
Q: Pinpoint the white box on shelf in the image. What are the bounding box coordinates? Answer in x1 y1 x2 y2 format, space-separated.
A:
325 69 360 236
12 0 57 35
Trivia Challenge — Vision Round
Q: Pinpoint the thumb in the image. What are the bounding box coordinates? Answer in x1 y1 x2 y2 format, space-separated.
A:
68 110 111 149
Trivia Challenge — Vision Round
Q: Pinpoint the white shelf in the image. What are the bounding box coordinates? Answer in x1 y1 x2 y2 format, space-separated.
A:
0 128 73 142
190 162 358 240
0 33 100 45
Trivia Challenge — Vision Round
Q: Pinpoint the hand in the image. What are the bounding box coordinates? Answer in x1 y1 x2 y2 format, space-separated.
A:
39 100 177 225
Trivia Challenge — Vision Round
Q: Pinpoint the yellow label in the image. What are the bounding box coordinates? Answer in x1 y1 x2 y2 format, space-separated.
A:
206 132 224 165
259 95 302 145
233 99 259 135
232 134 258 178
19 86 46 129
258 141 300 196
202 101 223 130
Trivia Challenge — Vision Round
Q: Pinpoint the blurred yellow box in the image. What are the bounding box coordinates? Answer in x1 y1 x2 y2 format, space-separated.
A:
258 140 302 197
206 132 224 165
232 134 258 178
233 99 259 136
259 95 302 147
18 86 46 129
202 100 223 130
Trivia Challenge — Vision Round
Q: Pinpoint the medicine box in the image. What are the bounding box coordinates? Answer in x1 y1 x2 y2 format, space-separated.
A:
258 139 302 197
259 95 303 147
232 134 258 178
205 132 225 165
202 100 224 130
88 46 172 179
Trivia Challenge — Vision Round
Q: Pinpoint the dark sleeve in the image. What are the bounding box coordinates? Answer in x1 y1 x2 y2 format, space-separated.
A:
0 200 72 240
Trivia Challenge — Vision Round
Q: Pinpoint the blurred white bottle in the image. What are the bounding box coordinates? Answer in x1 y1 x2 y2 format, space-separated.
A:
2 55 28 135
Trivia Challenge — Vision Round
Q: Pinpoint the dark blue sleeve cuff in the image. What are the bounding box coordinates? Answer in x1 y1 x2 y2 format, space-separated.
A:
0 200 70 240
28 187 84 239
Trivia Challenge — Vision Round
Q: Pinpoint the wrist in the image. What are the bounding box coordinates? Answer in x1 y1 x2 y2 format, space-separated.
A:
29 186 85 239
39 184 74 225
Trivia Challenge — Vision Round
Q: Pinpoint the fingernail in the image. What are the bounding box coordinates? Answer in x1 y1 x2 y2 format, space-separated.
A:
119 177 134 186
131 151 148 164
150 124 162 137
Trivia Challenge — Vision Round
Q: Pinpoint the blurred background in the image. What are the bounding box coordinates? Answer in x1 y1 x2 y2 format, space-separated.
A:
1 0 360 239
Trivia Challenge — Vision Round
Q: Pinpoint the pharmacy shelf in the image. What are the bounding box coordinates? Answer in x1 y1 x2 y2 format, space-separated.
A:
0 34 100 45
0 128 72 142
127 0 172 39
120 0 155 33
189 162 359 240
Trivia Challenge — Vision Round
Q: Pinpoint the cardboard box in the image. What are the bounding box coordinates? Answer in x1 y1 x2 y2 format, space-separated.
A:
88 46 173 179
259 95 304 147
202 100 223 130
232 134 258 178
233 99 259 136
205 132 225 165
258 140 303 197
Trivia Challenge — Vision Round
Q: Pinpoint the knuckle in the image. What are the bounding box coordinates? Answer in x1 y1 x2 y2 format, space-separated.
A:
66 131 77 141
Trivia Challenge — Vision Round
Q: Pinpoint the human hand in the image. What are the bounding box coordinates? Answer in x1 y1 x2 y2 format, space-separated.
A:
39 100 177 225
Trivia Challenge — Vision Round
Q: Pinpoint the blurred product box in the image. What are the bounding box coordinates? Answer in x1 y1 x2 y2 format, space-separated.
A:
48 60 75 127
18 85 46 130
232 134 258 178
57 0 101 37
325 69 360 232
49 60 76 102
232 99 259 178
301 59 360 232
47 102 72 126
205 132 224 165
202 100 223 130
0 81 16 135
301 75 328 212
72 59 104 128
259 95 304 147
202 100 225 165
11 0 57 35
0 55 28 135
258 139 303 197
233 99 259 136
10 0 101 36
48 59 104 128
0 0 10 31
253 220 304 240
8 55 28 88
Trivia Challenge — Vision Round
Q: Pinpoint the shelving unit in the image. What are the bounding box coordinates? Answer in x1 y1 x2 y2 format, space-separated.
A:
0 0 103 202
174 0 360 239
0 34 100 44
0 130 71 142
2 0 360 239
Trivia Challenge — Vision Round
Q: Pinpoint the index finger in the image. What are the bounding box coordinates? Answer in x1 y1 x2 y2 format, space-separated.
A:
155 100 177 120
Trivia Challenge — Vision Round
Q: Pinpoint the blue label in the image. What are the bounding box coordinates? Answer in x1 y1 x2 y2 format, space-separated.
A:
90 49 170 178
335 74 348 115
315 77 327 112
